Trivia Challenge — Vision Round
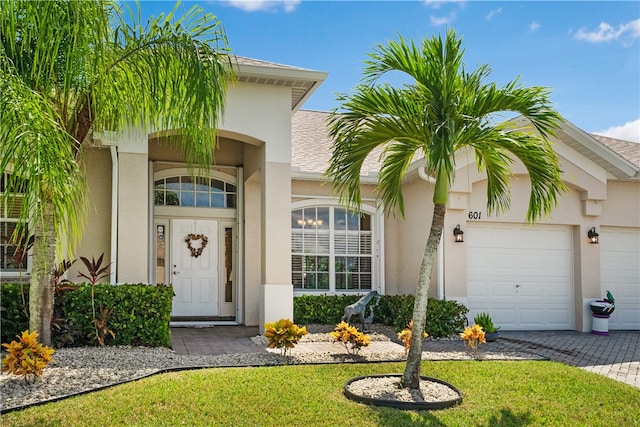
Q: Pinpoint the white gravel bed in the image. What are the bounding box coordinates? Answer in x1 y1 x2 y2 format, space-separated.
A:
1 332 540 412
346 375 460 403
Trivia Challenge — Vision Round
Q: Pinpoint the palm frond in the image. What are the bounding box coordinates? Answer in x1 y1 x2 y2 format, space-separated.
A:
327 28 565 224
1 0 232 252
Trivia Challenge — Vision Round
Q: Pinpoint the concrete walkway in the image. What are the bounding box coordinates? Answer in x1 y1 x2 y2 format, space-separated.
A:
170 327 639 389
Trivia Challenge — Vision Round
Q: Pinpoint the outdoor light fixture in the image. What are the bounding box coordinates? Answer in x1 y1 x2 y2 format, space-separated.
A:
453 224 464 243
588 227 599 244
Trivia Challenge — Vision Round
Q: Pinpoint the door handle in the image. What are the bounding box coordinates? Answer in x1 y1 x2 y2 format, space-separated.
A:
173 271 180 275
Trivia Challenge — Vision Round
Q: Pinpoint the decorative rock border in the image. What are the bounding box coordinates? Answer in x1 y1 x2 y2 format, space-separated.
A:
344 374 463 410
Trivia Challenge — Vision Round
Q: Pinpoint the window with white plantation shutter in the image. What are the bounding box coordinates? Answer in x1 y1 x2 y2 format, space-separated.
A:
0 173 29 274
291 206 373 292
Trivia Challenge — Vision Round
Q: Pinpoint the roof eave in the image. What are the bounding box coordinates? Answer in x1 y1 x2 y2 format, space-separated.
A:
511 116 639 180
235 63 328 111
291 169 379 184
559 120 639 180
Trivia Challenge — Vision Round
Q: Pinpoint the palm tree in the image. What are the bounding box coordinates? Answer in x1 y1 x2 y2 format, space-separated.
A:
1 0 233 345
325 29 566 391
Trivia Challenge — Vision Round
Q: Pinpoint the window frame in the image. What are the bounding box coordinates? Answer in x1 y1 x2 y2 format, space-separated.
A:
0 172 31 277
291 199 384 295
153 170 237 209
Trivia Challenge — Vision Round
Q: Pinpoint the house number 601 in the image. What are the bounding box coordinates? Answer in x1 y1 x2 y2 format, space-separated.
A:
468 211 482 220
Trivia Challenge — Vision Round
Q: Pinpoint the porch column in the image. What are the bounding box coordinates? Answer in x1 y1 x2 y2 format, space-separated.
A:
577 224 602 332
116 129 149 283
259 149 293 331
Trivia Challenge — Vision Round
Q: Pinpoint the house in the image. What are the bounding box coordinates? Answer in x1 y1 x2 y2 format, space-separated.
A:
2 57 639 332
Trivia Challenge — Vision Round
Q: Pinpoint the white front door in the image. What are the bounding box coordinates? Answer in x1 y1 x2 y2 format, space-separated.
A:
171 219 219 317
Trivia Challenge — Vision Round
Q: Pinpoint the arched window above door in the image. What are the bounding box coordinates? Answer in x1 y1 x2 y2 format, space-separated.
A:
154 175 237 208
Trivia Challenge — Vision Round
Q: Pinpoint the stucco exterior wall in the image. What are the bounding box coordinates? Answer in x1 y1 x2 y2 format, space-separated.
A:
599 181 640 226
70 147 113 281
148 137 243 167
117 152 149 283
243 173 262 326
384 175 439 296
375 129 639 331
291 180 377 203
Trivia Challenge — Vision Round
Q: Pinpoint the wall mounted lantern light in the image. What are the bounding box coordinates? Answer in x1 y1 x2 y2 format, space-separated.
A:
453 224 464 243
588 227 599 244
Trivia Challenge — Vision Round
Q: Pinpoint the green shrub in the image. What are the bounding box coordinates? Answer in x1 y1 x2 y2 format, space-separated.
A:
63 283 174 347
0 284 29 344
293 294 468 338
1 283 174 348
293 294 361 325
426 298 469 337
375 294 415 330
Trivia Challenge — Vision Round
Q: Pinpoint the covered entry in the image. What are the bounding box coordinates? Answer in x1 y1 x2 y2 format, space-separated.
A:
153 168 239 321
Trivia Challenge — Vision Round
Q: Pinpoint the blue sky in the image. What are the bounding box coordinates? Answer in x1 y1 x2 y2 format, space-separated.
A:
135 1 640 142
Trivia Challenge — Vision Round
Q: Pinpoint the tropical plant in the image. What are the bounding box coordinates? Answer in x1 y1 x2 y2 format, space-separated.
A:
52 258 80 348
263 318 308 357
91 306 116 346
54 259 77 290
78 254 110 285
77 253 112 345
397 320 428 355
326 29 566 391
474 312 500 334
460 324 486 359
1 330 55 383
1 0 233 344
330 321 371 356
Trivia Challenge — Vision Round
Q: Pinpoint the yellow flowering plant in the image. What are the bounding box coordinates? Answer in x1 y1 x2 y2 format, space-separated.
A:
460 324 486 358
2 330 55 383
397 320 428 355
263 319 308 357
330 321 371 356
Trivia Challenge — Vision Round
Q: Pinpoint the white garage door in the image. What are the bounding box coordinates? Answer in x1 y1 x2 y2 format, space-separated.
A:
466 223 574 330
601 227 640 330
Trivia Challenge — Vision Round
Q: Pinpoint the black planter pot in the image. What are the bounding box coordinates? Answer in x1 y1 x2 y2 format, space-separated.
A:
344 374 463 411
485 332 499 342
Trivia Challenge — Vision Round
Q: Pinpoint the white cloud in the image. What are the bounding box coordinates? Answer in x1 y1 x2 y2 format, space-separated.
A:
574 18 640 43
485 7 502 21
529 21 540 32
430 12 456 26
595 119 640 143
424 0 465 9
225 0 300 12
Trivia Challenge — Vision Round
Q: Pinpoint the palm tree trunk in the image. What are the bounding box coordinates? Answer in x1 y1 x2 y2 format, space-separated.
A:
29 200 56 346
401 203 446 390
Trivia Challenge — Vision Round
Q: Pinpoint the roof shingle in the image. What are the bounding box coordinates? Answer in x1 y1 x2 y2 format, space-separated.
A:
291 110 382 176
591 134 640 169
291 110 639 177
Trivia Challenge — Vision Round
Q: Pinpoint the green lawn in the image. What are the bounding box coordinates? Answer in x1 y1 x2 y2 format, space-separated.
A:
2 361 639 426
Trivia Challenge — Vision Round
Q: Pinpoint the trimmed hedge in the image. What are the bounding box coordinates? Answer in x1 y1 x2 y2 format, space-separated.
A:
294 294 468 338
1 283 173 347
0 284 29 344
